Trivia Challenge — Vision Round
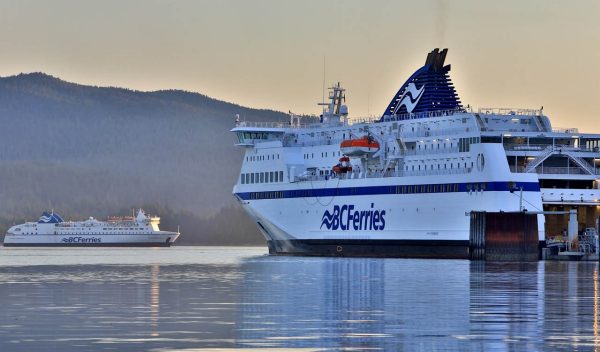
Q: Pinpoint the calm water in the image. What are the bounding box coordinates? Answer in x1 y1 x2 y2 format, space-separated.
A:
0 247 599 351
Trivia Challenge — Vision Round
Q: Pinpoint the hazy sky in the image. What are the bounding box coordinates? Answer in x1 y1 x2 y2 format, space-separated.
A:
1 0 600 131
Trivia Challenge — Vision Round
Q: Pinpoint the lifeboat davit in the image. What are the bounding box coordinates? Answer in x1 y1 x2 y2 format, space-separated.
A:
340 136 380 157
332 155 353 174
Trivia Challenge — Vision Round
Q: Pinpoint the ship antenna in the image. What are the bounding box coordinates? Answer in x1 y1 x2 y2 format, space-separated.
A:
367 89 370 117
322 55 326 114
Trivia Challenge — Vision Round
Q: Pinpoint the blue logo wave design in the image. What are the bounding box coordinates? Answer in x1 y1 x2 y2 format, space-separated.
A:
393 83 425 114
320 210 334 229
38 211 64 224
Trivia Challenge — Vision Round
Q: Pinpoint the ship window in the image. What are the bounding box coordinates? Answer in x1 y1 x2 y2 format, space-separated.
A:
279 171 284 182
250 173 255 183
421 185 426 193
455 184 459 192
270 172 274 182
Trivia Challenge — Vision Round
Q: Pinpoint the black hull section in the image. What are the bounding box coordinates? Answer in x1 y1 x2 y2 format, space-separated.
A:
267 239 471 259
3 242 173 247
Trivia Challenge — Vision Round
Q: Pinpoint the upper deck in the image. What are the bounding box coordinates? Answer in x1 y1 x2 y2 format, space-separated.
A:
231 48 600 186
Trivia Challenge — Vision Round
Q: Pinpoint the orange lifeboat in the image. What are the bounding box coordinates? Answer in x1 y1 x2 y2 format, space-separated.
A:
332 155 353 174
340 135 380 157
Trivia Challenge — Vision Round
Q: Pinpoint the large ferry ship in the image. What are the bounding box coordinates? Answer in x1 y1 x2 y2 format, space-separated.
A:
231 49 600 258
4 209 180 246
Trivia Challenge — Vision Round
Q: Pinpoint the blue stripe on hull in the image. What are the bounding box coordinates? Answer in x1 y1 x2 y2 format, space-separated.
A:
235 181 540 201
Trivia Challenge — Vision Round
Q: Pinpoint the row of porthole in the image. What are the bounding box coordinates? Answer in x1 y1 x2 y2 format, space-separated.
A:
247 154 280 162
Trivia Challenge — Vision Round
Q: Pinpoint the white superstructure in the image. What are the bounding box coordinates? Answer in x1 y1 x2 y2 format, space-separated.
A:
4 209 180 246
231 49 600 257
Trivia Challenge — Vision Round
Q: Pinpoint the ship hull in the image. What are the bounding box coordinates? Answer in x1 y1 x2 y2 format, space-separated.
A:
3 242 173 247
235 155 545 258
266 239 470 258
3 233 178 247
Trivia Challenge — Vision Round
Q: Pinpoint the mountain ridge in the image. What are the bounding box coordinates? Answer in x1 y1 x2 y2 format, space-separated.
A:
0 72 290 244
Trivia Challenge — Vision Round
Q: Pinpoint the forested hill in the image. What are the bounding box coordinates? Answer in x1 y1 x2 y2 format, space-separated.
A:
0 72 289 245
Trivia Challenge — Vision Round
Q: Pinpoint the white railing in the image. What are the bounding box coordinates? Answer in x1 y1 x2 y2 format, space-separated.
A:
403 147 460 156
478 107 542 116
235 121 290 129
293 167 471 182
400 127 471 139
541 188 600 203
505 144 599 154
552 127 579 133
510 165 599 175
283 137 344 147
381 109 466 122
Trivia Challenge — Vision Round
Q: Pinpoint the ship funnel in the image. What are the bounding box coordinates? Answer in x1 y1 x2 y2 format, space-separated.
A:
381 48 462 120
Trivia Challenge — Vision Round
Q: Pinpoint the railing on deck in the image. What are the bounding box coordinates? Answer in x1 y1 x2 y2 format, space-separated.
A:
381 109 466 122
294 167 472 183
400 127 472 139
510 165 599 175
504 144 599 153
478 107 543 116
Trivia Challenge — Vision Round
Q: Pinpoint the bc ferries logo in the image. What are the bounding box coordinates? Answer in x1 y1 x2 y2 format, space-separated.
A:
321 203 386 231
393 83 425 114
61 237 101 244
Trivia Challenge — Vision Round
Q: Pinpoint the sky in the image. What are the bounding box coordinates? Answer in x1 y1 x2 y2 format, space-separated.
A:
1 0 600 131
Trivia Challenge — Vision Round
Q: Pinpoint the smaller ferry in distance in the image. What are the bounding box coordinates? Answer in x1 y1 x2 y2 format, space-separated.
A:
3 209 180 247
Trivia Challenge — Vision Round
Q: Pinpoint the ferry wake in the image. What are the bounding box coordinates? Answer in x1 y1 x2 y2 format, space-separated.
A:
231 48 600 258
4 209 180 247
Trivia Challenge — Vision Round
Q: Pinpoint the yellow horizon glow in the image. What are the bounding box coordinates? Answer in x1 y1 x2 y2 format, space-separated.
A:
1 0 599 131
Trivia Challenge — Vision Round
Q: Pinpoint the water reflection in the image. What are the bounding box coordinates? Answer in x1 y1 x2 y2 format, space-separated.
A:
236 257 600 351
150 265 160 337
0 248 599 351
